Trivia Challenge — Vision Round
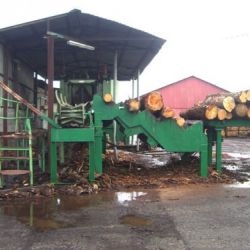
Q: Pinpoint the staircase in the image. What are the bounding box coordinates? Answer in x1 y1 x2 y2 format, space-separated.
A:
0 97 33 187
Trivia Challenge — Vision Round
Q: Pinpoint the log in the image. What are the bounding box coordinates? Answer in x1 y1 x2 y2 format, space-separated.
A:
225 112 233 120
125 99 140 112
236 91 248 103
234 103 248 118
176 117 185 127
103 93 113 103
180 104 218 120
180 106 206 120
144 91 164 112
217 108 227 121
161 107 175 119
205 104 218 120
221 129 226 137
247 90 250 101
226 130 239 137
204 95 235 112
247 108 250 119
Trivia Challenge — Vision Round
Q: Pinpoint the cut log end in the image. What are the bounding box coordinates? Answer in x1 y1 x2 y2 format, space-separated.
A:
246 90 250 101
127 99 140 112
238 91 248 103
205 105 218 120
235 104 248 118
103 93 113 103
223 96 235 112
161 107 175 119
217 109 227 121
144 91 164 112
248 108 250 119
225 112 233 120
176 117 185 127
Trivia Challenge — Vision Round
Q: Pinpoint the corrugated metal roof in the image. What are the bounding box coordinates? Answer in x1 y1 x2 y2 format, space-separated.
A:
0 9 166 81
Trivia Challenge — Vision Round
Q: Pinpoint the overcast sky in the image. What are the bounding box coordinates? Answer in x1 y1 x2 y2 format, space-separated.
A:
1 0 250 95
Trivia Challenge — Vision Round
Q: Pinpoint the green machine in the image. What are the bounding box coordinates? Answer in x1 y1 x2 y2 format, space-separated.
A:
50 95 208 183
0 80 209 184
205 120 250 174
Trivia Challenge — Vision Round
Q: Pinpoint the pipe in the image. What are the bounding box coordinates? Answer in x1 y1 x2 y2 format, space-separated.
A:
47 36 54 123
113 51 118 160
136 69 140 151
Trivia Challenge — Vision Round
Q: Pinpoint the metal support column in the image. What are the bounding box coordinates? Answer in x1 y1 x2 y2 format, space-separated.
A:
207 129 214 165
113 51 118 160
3 47 8 148
215 128 222 174
33 73 38 107
89 142 95 181
47 35 55 176
47 36 54 125
50 141 57 183
95 119 103 174
136 69 140 151
131 78 135 145
200 143 208 177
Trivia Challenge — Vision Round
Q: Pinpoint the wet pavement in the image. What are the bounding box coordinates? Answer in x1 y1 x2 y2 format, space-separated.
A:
1 185 250 249
0 138 250 249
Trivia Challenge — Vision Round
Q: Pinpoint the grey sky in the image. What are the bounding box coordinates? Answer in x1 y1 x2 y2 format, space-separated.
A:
1 0 250 94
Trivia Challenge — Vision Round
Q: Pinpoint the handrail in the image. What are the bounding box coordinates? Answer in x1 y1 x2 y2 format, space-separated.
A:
0 96 21 103
0 81 61 129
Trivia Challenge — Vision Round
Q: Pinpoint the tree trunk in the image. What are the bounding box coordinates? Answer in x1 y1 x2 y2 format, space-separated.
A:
161 107 175 119
205 104 218 120
176 117 185 127
225 112 233 120
217 108 227 120
235 91 248 103
247 107 250 119
125 99 140 112
204 95 235 112
144 91 164 112
180 106 206 120
247 90 250 101
234 103 248 118
103 93 113 103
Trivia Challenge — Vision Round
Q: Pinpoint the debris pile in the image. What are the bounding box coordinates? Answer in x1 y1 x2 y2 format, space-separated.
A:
0 184 55 200
0 146 246 200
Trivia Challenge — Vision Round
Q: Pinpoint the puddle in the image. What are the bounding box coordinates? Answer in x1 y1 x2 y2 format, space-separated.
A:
227 181 250 189
116 191 147 206
224 164 241 171
0 190 148 231
120 214 152 227
0 195 104 231
225 153 250 160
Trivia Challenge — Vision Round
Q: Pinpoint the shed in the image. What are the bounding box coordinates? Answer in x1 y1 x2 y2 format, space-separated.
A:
0 9 165 132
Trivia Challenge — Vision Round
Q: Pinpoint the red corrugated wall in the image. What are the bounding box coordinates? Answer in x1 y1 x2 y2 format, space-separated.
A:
158 77 227 115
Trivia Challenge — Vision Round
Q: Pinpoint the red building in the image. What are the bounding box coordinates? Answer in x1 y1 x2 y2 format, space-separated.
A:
155 76 228 115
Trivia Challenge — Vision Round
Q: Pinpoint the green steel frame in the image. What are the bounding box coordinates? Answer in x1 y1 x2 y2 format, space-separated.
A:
205 120 250 174
50 95 209 183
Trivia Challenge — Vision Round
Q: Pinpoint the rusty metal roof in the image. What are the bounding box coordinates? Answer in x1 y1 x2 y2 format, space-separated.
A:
0 9 165 81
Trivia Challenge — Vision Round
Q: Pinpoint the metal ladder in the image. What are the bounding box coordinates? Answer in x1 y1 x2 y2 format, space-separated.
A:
0 97 33 187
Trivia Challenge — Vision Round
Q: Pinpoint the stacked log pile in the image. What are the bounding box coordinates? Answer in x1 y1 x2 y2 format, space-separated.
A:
180 90 250 121
225 126 250 137
103 92 185 127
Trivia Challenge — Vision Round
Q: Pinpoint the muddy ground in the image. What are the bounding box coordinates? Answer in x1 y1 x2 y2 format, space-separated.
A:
0 138 250 249
1 138 250 199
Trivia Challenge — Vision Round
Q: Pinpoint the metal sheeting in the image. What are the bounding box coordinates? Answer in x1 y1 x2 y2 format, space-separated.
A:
0 9 165 81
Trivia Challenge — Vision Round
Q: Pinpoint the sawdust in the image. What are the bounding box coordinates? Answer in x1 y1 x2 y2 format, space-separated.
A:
0 146 245 200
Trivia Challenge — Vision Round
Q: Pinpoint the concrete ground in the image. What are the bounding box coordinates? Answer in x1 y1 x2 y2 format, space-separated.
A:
0 138 249 250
